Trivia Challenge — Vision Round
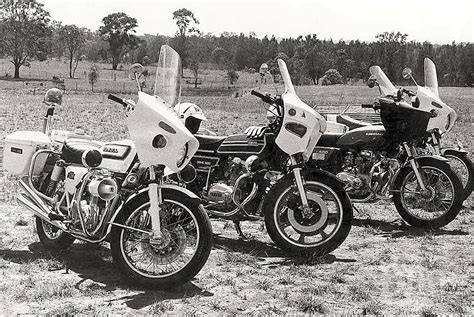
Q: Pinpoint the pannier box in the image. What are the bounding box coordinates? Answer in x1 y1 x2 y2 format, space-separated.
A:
3 131 51 176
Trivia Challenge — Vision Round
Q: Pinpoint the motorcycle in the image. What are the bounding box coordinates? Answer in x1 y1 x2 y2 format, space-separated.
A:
308 65 464 228
180 58 353 256
328 58 472 200
3 45 213 288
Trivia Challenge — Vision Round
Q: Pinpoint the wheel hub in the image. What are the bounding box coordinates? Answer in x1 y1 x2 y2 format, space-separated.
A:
287 192 328 233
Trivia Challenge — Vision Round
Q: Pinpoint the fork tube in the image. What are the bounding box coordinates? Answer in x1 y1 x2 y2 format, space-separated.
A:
148 165 162 239
290 156 309 208
403 143 427 191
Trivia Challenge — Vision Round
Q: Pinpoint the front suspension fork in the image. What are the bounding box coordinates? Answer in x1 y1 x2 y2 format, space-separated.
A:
148 165 163 240
403 143 427 191
290 156 309 208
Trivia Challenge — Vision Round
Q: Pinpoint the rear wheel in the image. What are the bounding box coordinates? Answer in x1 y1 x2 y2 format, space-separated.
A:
110 190 212 288
443 150 473 201
35 216 75 250
264 171 353 256
393 158 463 228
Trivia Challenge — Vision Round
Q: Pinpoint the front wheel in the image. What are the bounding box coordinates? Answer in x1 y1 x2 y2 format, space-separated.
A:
264 171 353 256
443 150 473 201
110 190 213 288
392 158 463 228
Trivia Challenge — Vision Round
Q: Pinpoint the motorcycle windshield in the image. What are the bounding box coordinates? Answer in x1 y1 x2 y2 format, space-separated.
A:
153 45 182 107
424 58 439 97
278 59 295 94
369 66 398 96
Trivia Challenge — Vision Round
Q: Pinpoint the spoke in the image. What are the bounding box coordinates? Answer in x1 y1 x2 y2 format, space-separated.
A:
320 230 329 240
278 221 291 230
298 233 306 244
327 213 340 223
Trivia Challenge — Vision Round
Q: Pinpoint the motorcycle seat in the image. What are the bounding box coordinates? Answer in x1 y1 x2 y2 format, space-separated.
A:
336 114 383 130
195 134 227 151
61 138 103 166
317 132 344 147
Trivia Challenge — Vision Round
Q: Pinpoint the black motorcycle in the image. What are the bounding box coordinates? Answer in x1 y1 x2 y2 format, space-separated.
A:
309 89 463 228
177 58 353 256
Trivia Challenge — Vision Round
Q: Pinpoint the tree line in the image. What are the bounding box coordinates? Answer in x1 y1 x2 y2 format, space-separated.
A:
0 1 472 87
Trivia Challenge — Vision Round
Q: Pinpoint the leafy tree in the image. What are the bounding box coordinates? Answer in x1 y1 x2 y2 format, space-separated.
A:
0 0 51 78
59 25 88 78
172 8 200 66
211 47 230 68
88 65 99 92
304 48 330 85
99 12 139 70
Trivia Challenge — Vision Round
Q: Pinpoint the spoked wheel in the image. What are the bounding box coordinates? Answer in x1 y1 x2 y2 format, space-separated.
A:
264 171 353 256
444 150 473 201
110 190 212 288
393 158 463 228
35 216 75 250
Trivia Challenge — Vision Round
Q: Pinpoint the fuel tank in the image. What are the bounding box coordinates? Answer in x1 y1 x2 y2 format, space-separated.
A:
216 134 270 159
99 139 137 173
336 125 386 150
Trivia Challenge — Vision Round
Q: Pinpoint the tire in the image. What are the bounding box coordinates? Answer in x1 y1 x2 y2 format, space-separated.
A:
443 150 473 201
110 189 213 288
392 157 463 228
35 216 75 250
264 170 353 256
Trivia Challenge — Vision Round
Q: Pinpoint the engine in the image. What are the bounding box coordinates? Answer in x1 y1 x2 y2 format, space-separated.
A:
63 166 118 231
205 155 268 215
336 150 400 201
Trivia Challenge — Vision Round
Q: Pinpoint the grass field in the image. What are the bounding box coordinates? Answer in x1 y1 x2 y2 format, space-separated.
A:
0 82 472 314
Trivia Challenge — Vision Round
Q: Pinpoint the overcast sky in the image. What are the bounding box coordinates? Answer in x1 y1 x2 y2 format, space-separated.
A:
40 0 473 44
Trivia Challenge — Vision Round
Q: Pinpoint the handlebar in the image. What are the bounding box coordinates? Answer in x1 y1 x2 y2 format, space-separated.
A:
108 94 128 108
251 90 276 105
361 104 373 109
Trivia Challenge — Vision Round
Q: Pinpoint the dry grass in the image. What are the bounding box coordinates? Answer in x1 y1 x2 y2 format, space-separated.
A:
0 84 472 314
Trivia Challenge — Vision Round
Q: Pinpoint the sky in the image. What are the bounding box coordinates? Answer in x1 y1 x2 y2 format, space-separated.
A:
39 0 473 44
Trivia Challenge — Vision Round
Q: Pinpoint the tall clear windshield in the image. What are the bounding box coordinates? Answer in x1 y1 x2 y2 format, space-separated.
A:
424 58 439 97
277 59 295 94
369 66 398 96
153 45 182 107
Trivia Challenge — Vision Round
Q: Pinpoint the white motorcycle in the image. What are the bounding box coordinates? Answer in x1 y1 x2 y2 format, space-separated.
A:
3 45 213 288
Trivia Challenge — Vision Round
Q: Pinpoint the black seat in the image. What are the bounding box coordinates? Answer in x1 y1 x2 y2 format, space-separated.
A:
195 134 227 152
317 132 344 147
61 139 102 165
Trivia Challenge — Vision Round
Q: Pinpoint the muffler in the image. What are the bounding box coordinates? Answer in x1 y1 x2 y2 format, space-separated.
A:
18 178 68 231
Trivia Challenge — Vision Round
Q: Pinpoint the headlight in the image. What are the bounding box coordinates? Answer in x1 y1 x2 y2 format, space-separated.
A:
176 143 188 168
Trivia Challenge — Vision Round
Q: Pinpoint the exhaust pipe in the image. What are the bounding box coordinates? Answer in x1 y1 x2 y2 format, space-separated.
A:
18 179 68 231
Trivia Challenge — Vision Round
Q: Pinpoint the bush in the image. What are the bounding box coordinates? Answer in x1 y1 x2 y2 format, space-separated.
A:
321 69 344 85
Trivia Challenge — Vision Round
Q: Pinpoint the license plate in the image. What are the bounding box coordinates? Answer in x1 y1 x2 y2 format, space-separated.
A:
312 152 326 160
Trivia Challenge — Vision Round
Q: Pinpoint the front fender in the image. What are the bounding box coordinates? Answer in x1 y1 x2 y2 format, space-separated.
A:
440 148 468 156
301 168 346 189
391 156 450 189
110 184 202 225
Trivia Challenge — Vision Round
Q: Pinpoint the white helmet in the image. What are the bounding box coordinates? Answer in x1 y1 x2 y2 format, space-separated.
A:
174 102 207 134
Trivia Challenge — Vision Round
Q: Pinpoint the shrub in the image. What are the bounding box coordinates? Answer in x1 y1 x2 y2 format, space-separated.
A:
321 69 344 85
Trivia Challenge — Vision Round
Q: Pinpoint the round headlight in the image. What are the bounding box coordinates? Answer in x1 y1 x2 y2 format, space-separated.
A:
176 143 188 168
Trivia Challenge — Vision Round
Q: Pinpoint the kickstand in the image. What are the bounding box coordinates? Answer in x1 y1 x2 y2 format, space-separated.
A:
233 221 247 239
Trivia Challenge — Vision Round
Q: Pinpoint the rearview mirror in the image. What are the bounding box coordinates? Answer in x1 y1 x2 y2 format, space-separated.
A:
402 67 412 80
367 75 377 88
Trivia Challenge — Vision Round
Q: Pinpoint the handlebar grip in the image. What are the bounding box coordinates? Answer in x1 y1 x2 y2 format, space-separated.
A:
251 90 264 98
251 90 274 104
361 104 374 108
108 94 127 107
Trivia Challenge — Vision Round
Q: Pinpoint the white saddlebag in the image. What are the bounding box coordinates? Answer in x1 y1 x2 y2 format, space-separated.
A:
3 131 51 176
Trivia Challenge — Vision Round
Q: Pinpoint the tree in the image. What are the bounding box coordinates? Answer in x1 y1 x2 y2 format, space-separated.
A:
211 47 230 68
88 65 99 92
304 48 330 85
99 12 139 70
0 0 51 78
321 69 343 85
59 25 88 78
172 8 200 66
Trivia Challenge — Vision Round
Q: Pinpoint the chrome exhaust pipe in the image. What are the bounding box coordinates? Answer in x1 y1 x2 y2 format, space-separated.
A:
18 179 68 231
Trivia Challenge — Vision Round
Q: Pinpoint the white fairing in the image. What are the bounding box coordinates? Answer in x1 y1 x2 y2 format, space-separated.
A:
417 58 457 133
127 91 198 172
275 59 327 160
369 66 398 96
